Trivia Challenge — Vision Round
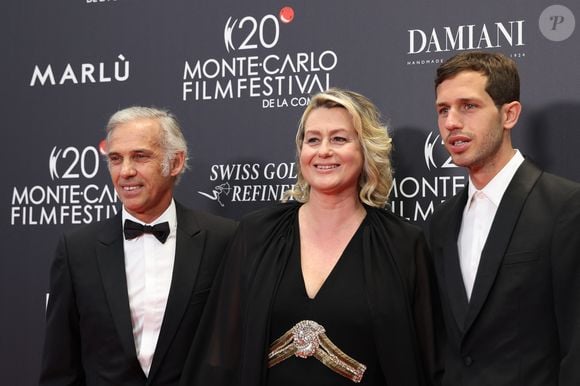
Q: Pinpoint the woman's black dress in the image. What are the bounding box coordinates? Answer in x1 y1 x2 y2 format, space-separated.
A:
266 217 388 386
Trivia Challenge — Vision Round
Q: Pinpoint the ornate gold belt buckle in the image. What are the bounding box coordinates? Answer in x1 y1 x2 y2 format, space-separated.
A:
292 320 325 358
268 320 367 383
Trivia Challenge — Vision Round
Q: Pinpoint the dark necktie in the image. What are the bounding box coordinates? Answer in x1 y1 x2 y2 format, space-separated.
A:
123 219 170 243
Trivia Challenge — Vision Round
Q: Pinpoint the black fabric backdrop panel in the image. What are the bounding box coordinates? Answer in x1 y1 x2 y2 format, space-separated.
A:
2 1 578 384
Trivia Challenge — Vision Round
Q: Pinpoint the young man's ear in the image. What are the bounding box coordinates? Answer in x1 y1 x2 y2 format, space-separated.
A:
503 101 522 130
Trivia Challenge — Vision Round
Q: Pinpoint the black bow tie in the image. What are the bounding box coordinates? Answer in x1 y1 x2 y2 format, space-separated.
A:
123 219 170 243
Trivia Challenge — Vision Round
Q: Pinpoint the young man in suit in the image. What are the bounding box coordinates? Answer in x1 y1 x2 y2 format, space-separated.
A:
430 51 580 386
39 106 236 386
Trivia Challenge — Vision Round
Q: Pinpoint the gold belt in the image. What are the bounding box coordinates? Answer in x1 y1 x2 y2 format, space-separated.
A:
267 320 367 383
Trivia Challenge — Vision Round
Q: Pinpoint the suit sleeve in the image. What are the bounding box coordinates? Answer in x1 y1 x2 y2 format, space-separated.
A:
179 221 246 386
39 234 85 386
552 188 580 385
412 232 444 386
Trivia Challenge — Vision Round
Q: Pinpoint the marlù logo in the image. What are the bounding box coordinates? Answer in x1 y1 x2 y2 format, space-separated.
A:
10 144 118 226
29 54 130 87
405 19 526 66
389 131 466 222
197 162 297 207
182 7 339 109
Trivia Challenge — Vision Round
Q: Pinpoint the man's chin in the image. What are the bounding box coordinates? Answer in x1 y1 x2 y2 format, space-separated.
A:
449 154 470 168
121 200 145 213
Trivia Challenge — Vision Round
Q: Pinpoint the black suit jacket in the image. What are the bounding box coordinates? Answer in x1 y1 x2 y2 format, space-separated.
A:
429 160 580 386
40 201 236 386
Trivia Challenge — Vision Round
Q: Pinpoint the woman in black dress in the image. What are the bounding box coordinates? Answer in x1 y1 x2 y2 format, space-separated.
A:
180 88 442 386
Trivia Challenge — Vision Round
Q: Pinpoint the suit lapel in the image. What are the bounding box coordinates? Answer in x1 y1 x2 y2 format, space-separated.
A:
95 214 139 361
440 189 471 332
148 203 204 381
464 160 541 332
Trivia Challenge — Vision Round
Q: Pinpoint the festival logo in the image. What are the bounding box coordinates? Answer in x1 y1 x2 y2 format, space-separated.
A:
423 131 455 171
389 131 466 222
182 6 339 109
10 143 118 226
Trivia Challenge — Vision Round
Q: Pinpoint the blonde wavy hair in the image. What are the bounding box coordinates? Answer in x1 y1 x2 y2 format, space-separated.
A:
284 88 393 207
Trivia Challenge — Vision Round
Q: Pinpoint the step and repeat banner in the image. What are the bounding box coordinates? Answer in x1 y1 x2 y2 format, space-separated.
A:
3 1 578 384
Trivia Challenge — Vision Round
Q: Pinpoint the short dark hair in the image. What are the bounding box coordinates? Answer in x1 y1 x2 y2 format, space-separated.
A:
435 51 520 106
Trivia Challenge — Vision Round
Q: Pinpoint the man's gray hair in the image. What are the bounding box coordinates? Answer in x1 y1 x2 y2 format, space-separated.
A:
106 106 190 183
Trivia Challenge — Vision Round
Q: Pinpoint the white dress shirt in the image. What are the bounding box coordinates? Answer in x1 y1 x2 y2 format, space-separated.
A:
458 151 525 300
122 200 177 376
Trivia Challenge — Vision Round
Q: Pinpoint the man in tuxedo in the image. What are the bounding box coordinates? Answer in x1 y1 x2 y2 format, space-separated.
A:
429 51 580 385
40 106 236 386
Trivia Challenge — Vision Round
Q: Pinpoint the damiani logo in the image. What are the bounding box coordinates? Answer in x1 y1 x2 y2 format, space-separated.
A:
408 20 525 54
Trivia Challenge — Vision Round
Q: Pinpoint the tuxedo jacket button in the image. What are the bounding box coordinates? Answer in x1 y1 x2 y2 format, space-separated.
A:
463 356 473 366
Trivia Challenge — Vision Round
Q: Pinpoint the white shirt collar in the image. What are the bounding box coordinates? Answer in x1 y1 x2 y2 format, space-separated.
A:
467 150 525 207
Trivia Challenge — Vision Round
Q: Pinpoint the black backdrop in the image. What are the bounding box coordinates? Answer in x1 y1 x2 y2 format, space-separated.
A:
3 1 579 384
